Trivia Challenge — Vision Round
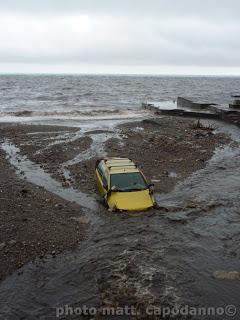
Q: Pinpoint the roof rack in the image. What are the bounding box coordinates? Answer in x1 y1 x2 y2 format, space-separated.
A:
104 157 130 160
108 164 137 169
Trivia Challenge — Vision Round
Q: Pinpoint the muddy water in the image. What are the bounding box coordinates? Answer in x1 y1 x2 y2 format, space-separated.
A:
0 122 240 319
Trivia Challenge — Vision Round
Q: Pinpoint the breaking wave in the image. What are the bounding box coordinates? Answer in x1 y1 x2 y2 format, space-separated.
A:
0 108 150 123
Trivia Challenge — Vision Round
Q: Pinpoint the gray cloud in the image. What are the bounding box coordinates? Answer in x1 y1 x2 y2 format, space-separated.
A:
0 0 239 74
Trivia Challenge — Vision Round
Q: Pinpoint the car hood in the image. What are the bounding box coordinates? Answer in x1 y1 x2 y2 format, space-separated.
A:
108 189 155 211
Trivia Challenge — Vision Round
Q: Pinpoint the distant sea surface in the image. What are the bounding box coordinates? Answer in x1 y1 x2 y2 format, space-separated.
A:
0 74 240 127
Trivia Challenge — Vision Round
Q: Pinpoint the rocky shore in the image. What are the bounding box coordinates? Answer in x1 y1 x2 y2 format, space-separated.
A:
0 116 232 280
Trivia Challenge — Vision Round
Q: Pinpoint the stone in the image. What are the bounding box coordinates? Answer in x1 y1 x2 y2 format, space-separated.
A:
62 180 71 188
9 240 17 246
213 271 240 280
0 243 6 250
71 216 90 224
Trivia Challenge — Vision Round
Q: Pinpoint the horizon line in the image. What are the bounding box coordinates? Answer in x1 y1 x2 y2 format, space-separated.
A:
0 72 240 77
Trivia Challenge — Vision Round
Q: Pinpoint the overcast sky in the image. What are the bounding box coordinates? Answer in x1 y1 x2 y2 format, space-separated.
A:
0 0 240 75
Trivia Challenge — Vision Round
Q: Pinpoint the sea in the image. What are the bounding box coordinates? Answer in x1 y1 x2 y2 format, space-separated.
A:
0 74 240 127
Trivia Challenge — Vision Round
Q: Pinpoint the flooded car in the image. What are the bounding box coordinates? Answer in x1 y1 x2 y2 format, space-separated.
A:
95 157 156 211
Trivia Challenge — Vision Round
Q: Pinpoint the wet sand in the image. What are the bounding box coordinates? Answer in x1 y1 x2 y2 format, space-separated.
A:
0 116 231 281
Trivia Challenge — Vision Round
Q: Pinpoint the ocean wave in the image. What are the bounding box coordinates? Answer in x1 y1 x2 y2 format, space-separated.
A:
0 108 148 120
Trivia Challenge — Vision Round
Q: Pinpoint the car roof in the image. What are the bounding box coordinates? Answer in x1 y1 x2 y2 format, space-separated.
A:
102 157 140 174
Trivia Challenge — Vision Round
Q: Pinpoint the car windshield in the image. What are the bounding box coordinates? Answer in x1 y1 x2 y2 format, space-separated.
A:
110 172 147 191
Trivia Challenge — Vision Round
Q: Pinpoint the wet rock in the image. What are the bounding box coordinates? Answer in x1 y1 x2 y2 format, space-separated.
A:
185 201 200 209
9 240 17 246
71 216 90 224
0 243 6 251
20 188 28 196
205 200 220 209
167 213 188 223
162 170 169 177
213 271 240 280
62 180 71 188
54 204 60 208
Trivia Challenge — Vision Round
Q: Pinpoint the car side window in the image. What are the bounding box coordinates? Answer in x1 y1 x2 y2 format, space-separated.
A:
102 172 108 189
97 161 105 177
97 161 108 189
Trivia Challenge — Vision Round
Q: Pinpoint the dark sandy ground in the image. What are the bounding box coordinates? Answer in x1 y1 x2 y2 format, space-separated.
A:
106 117 231 193
0 126 88 280
0 116 231 280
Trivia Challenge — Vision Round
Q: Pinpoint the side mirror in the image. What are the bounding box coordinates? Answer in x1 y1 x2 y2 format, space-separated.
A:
148 183 154 194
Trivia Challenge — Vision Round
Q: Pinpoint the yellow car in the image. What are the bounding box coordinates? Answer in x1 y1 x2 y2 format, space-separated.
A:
95 157 156 211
